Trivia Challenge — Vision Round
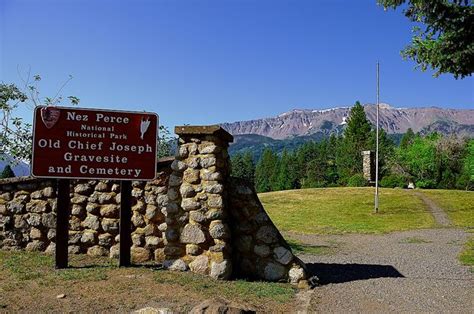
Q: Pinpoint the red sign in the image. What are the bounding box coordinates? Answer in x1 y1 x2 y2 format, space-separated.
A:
32 106 158 180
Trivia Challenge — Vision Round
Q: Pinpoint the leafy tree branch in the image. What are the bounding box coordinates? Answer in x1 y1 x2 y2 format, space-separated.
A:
378 0 473 78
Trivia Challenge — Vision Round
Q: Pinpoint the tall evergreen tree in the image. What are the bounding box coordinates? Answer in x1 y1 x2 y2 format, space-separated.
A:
242 151 256 185
255 148 279 193
1 165 15 179
326 134 340 185
277 149 298 190
231 152 245 178
336 101 372 182
295 141 319 185
301 140 327 188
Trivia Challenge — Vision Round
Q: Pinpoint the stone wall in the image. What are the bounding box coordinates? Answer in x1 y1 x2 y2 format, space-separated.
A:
0 160 172 263
0 125 309 286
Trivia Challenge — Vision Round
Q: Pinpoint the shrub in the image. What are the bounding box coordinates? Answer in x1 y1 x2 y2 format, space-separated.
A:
347 174 368 187
415 179 436 189
380 174 407 188
456 173 473 191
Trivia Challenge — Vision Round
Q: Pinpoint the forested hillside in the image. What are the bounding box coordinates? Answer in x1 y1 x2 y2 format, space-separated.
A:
231 102 473 192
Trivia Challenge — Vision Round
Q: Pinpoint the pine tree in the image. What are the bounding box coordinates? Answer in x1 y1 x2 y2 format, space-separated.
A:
295 141 319 185
1 165 15 179
277 149 294 190
337 101 373 182
231 151 256 186
231 152 245 179
325 134 340 185
241 151 256 185
255 148 279 193
301 140 327 188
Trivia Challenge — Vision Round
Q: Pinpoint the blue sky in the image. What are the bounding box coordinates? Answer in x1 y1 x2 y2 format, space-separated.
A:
1 0 473 130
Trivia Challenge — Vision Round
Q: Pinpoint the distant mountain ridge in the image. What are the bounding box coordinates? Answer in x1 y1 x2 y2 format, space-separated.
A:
221 104 474 140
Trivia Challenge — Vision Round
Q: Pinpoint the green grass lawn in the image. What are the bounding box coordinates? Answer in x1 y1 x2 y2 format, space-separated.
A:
419 189 474 228
259 187 435 234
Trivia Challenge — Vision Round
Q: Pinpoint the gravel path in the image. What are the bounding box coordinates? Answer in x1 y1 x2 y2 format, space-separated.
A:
414 191 452 227
290 228 473 312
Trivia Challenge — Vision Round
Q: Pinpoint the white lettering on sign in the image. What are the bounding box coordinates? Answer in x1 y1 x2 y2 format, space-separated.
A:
38 139 61 148
79 165 142 177
109 142 153 154
48 165 72 173
67 111 89 121
63 152 128 163
32 106 158 180
95 113 130 124
68 140 104 150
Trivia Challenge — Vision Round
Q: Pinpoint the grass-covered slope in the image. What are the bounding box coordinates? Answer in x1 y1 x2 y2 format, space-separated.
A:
259 187 437 234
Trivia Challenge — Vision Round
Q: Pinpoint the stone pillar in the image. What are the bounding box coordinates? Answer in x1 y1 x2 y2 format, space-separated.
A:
361 150 375 182
163 125 233 279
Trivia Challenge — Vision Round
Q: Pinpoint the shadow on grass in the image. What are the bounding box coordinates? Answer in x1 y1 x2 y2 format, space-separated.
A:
306 263 404 285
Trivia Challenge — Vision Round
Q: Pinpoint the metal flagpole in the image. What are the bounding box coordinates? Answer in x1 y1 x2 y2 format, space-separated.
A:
375 62 380 213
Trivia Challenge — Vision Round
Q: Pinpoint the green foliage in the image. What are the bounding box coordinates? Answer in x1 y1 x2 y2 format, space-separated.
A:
416 179 437 189
1 75 79 163
378 0 473 78
400 128 415 149
380 174 407 188
157 125 174 158
0 165 15 179
369 127 395 178
434 135 467 188
298 136 339 188
337 101 373 181
393 133 470 189
394 133 438 183
276 149 299 190
248 130 470 192
0 83 30 162
231 151 255 185
255 148 280 192
245 109 468 192
458 139 474 190
347 174 368 187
